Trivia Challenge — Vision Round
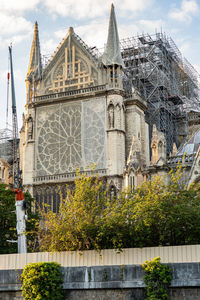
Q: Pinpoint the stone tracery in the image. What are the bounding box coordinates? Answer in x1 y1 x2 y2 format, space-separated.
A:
36 98 106 176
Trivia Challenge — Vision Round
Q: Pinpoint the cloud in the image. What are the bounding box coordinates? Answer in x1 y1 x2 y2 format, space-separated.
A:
0 0 40 14
0 13 32 36
179 41 192 55
116 0 155 13
0 13 33 48
138 19 164 33
41 38 60 57
51 17 165 55
43 0 155 19
75 21 108 49
169 0 199 22
0 0 39 47
193 64 200 74
54 22 139 51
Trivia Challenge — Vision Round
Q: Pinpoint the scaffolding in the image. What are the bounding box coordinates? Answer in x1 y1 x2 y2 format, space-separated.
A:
0 128 13 161
120 33 200 155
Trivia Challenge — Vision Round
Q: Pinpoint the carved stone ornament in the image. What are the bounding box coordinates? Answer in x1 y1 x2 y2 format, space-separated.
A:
108 104 114 128
27 115 33 140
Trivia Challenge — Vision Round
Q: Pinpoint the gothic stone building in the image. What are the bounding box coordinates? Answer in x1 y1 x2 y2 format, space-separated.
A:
20 5 200 209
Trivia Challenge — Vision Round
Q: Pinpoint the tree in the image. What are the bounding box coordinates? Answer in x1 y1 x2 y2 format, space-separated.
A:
39 167 200 252
125 166 200 247
39 173 110 251
0 184 39 254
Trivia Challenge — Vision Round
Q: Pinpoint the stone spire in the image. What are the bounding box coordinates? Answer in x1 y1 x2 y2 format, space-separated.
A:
151 124 166 164
170 143 178 157
127 135 141 168
27 21 42 82
102 4 124 67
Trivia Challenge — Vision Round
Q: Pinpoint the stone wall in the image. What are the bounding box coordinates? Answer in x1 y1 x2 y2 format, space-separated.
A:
1 263 200 299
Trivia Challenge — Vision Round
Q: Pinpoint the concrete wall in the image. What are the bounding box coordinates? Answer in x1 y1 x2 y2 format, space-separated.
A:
1 263 200 299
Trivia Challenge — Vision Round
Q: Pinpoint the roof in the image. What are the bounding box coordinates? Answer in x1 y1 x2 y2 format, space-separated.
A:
178 128 200 155
102 4 124 67
27 21 42 81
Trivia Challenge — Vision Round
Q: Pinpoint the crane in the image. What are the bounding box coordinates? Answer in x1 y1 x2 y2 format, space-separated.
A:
8 45 27 253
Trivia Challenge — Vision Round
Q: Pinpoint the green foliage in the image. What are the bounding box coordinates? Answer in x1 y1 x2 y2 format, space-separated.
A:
39 173 109 251
0 184 39 254
39 166 200 252
142 257 172 300
0 184 17 253
21 262 64 300
125 166 200 247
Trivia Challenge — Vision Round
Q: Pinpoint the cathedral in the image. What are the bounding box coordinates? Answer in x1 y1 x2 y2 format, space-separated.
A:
19 5 200 210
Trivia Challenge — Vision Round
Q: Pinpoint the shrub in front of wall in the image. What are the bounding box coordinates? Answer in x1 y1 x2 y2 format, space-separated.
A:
21 262 64 300
142 257 172 300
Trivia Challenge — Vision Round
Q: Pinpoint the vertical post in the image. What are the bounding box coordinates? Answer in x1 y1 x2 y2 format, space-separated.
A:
9 45 27 253
16 199 27 253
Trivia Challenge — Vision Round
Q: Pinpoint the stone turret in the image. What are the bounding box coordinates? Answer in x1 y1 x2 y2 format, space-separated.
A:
170 143 178 157
102 4 124 89
151 124 166 165
26 21 42 105
20 21 41 193
104 4 125 190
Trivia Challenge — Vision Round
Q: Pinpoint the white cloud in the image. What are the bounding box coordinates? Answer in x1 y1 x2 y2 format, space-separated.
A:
0 0 40 14
0 0 38 47
54 21 139 51
0 13 33 48
75 21 108 49
43 0 155 19
179 41 192 55
116 0 155 13
52 18 164 53
0 13 32 36
193 64 200 74
41 38 60 55
169 0 199 22
138 20 164 33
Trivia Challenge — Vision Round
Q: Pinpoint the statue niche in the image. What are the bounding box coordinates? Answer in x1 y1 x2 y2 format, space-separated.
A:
27 115 33 140
108 103 114 129
115 103 121 129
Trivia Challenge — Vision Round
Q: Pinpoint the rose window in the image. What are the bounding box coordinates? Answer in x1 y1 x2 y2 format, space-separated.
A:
36 100 105 176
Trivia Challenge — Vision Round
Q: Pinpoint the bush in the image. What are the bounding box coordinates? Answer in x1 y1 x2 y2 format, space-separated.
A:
142 257 172 300
21 262 64 300
39 167 200 252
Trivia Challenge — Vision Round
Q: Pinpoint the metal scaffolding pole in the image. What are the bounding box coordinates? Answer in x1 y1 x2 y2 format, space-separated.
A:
120 32 200 155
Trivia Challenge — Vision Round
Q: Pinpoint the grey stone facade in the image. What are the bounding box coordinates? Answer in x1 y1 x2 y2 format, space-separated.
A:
19 4 200 207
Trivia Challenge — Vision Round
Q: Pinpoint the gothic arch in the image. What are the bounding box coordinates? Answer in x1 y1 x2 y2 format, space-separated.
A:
128 169 135 190
109 184 117 200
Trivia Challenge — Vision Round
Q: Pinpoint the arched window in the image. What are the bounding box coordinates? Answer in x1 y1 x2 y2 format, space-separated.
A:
109 185 117 200
152 143 157 158
129 175 135 190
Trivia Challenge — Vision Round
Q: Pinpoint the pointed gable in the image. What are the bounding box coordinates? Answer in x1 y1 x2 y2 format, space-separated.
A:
40 27 102 95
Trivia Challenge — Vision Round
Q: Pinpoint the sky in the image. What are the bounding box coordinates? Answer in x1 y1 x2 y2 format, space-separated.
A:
0 0 200 131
